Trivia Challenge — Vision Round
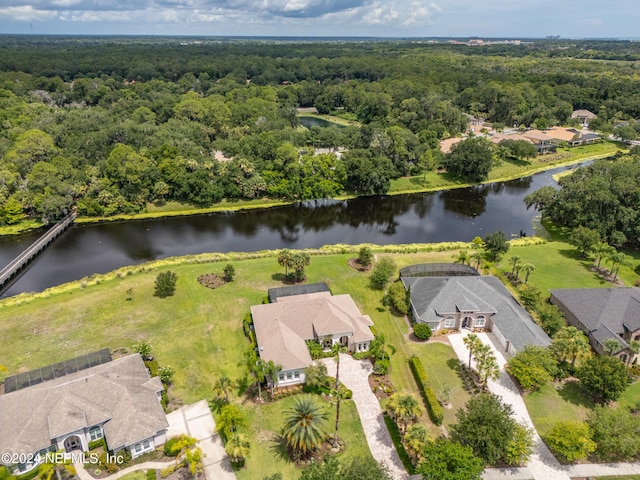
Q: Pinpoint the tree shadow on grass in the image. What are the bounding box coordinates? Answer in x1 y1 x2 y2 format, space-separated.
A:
268 435 294 464
557 381 595 409
208 397 228 414
236 375 250 396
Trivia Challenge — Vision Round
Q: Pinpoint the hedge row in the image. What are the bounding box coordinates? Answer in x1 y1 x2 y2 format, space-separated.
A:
409 356 443 426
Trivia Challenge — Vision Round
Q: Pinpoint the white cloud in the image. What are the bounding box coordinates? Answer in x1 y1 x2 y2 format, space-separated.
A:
0 5 58 20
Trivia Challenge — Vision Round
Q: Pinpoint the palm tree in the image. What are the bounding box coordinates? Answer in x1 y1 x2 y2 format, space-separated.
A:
225 433 250 466
522 263 535 283
291 251 311 283
281 395 328 458
277 249 293 278
609 252 631 282
213 375 236 403
509 256 521 276
456 250 469 265
592 242 614 268
551 326 592 369
403 424 430 463
471 251 483 269
463 333 482 369
396 394 422 434
473 344 500 390
216 404 247 440
264 360 282 396
603 339 622 356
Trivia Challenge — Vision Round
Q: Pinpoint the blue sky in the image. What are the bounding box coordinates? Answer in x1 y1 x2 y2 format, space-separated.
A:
0 0 638 38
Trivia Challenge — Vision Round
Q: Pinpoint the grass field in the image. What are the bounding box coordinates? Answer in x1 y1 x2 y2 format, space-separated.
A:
1 239 639 478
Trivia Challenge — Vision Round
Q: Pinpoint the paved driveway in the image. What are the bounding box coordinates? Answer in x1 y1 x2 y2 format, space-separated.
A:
449 332 571 480
321 354 409 480
166 400 237 480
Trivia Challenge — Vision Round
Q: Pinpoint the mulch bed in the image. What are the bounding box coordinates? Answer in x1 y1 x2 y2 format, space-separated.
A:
197 273 227 289
369 373 395 399
347 258 372 272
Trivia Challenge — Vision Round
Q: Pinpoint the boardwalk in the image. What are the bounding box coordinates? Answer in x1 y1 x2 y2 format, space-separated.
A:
0 211 76 290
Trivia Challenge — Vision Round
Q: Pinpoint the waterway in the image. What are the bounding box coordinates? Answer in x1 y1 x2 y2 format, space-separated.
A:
0 162 587 298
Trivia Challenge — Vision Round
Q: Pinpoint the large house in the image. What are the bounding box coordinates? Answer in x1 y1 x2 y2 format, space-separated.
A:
550 287 640 364
401 265 550 356
571 109 598 126
251 284 375 387
0 353 168 474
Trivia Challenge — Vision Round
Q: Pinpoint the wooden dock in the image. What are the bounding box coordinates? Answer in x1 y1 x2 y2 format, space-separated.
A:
0 211 77 291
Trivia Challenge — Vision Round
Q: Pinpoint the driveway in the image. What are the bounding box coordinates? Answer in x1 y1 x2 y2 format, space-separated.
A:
448 332 571 480
321 354 409 480
166 400 237 480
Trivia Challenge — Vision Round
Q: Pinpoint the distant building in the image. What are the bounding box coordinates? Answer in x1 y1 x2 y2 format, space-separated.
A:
571 109 598 126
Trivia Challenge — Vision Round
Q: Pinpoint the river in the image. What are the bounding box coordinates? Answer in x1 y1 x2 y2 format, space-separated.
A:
0 162 586 297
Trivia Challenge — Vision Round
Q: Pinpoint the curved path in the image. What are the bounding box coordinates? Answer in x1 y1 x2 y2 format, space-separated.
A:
320 354 409 480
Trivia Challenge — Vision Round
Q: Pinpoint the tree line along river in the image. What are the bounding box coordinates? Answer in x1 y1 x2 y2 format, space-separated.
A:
0 161 587 298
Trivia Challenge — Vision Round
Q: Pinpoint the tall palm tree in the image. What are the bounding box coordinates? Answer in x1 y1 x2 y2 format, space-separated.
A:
225 433 250 466
281 395 328 457
522 263 535 283
463 333 482 369
277 249 293 278
473 344 500 390
213 375 236 403
471 251 483 269
592 242 614 268
509 256 521 276
264 360 282 396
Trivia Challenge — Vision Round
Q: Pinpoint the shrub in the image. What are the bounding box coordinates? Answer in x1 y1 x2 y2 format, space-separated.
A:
545 421 595 463
409 356 443 425
164 437 182 456
370 257 396 290
223 264 235 281
385 281 410 314
357 246 373 267
146 470 157 480
154 270 177 298
158 365 175 385
105 463 119 474
88 438 107 450
134 340 153 359
160 466 176 478
373 358 390 375
413 324 432 341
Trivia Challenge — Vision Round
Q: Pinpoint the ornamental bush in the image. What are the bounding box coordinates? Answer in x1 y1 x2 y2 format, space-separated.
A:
413 323 432 341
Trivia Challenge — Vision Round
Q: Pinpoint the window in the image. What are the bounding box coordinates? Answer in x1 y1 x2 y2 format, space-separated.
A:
444 317 455 328
89 426 103 441
133 439 152 455
475 316 485 327
286 372 292 380
278 374 284 381
294 371 300 379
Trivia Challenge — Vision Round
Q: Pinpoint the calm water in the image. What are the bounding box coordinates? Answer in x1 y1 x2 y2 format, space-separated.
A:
298 116 344 128
0 162 586 297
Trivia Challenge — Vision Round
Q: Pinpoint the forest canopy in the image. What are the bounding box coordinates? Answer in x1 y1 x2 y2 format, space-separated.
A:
1 37 640 223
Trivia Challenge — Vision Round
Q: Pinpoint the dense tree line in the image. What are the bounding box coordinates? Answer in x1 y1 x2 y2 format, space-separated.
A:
525 156 640 247
2 37 640 223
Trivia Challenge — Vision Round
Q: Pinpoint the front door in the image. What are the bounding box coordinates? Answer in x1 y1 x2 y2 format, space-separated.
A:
462 317 472 329
64 435 82 453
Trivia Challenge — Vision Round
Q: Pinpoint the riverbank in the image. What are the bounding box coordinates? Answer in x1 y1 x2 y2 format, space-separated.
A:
0 141 624 237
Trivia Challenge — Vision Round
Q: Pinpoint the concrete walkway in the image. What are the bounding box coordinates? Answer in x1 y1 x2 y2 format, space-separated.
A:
449 331 571 480
165 400 237 480
75 460 174 480
321 354 409 480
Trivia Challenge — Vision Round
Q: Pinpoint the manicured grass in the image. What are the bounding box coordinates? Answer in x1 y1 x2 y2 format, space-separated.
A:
236 397 369 480
523 382 594 437
617 379 640 410
409 341 470 431
594 476 640 480
297 112 359 127
117 472 147 480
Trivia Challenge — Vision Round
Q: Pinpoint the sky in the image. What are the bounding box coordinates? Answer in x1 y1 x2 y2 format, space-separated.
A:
0 0 638 38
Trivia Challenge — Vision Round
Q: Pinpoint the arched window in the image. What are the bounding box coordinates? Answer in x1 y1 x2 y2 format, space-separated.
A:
475 316 486 327
444 316 455 328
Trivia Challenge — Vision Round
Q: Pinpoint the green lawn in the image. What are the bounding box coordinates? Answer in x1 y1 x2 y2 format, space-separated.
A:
118 472 147 480
524 382 595 437
236 397 369 480
593 476 640 480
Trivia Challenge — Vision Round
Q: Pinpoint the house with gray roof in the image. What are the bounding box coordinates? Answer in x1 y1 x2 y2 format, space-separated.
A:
0 354 168 474
550 287 640 364
402 272 550 356
251 290 374 387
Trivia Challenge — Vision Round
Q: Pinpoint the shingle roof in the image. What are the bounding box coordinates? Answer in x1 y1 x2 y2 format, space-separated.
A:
550 287 640 336
251 294 374 370
0 354 168 456
404 276 550 352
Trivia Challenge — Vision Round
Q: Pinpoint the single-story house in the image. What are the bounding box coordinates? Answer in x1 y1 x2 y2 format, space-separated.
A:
550 287 640 364
401 269 550 356
571 109 597 126
0 354 168 474
251 286 375 387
